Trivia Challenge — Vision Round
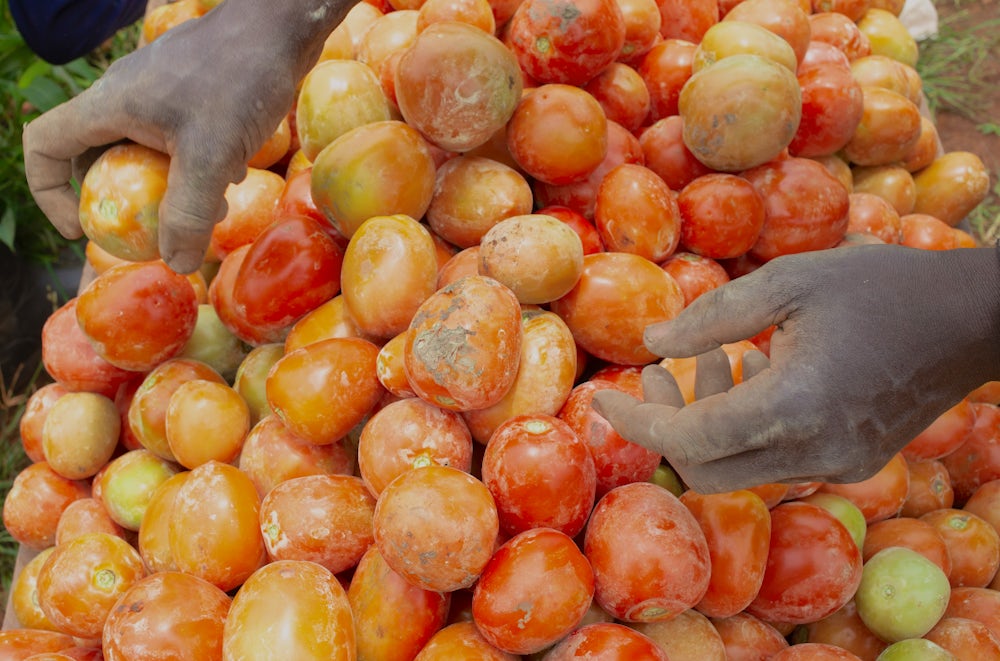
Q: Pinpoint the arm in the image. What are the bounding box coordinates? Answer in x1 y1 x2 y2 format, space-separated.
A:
22 0 353 273
593 243 1000 493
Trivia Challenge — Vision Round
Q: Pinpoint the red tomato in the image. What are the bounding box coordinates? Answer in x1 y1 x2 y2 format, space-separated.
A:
680 489 771 618
504 0 625 86
925 616 1000 660
808 11 872 61
817 452 910 523
543 622 669 659
102 571 231 661
846 191 903 244
802 600 888 659
473 528 595 654
19 383 70 463
712 612 791 660
348 545 451 661
582 62 651 133
900 458 955 518
660 252 731 306
558 379 662 497
940 402 1000 505
2 462 89 550
638 115 714 191
594 163 681 263
276 168 338 236
746 502 863 624
770 643 864 660
481 414 597 538
535 205 605 255
615 0 662 64
209 168 284 260
945 587 1000 642
678 173 766 259
921 508 1000 588
585 482 711 622
413 621 519 659
862 516 952 577
789 62 864 158
55 498 126 547
638 39 696 121
743 156 850 262
657 0 718 42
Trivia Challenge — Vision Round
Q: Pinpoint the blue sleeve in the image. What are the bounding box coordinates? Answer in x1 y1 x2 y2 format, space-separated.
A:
10 0 148 64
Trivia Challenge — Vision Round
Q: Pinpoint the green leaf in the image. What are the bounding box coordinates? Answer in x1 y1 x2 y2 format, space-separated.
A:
16 58 52 89
19 75 68 112
0 206 16 251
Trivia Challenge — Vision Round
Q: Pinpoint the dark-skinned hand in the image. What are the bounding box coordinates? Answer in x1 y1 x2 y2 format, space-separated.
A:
593 243 1000 494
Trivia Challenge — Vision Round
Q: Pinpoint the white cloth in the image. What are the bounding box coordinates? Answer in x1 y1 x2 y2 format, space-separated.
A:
899 0 940 40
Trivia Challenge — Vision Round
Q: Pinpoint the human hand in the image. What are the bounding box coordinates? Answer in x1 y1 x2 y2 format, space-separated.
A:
593 243 1000 493
22 0 343 274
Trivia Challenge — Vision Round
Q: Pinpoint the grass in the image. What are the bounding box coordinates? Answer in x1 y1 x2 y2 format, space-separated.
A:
0 364 37 609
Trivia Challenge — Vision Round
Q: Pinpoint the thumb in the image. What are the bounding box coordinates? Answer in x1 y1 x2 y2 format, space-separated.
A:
645 263 793 357
158 141 243 274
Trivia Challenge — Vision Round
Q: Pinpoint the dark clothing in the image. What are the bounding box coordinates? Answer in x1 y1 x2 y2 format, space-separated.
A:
10 0 146 64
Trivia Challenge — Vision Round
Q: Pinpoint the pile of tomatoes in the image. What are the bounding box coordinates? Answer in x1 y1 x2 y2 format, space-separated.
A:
3 0 1000 657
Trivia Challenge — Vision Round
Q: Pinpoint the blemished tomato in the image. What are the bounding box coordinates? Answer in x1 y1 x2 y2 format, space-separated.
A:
222 560 356 660
341 214 438 340
900 458 955 518
462 309 579 444
425 155 533 249
95 448 180 532
743 156 850 262
481 414 597 537
473 528 595 654
551 251 684 365
413 621 519 660
259 474 376 573
817 452 910 523
209 167 285 261
76 260 199 372
231 213 344 337
680 489 771 619
544 622 669 660
78 142 168 262
504 0 625 86
2 461 89 550
41 391 119 481
558 379 662 497
862 516 952 576
638 115 715 191
506 84 609 186
349 545 451 661
846 192 902 244
585 482 710 622
311 120 437 239
629 608 727 661
678 173 766 260
747 501 863 625
36 532 147 639
41 298 137 398
373 465 499 592
396 21 522 152
912 151 991 228
808 11 872 61
582 62 651 133
594 163 681 263
723 0 812 64
102 571 231 661
266 337 384 445
169 461 267 592
921 507 1000 588
404 275 522 411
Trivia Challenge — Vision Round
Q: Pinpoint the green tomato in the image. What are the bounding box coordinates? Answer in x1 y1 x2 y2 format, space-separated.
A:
876 638 957 660
855 546 951 643
801 492 867 551
648 463 684 497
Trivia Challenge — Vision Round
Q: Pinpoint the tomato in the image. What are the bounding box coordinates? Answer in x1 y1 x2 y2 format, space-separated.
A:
925 616 1000 659
462 309 578 444
275 169 333 234
96 448 180 533
40 392 118 481
656 0 717 42
55 498 126 547
0 630 78 658
694 20 797 74
436 246 482 290
940 402 1000 505
18 383 69 463
743 156 850 262
747 502 863 625
413 621 519 660
209 168 285 260
481 414 597 537
544 622 669 660
128 358 226 462
585 482 710 621
102 571 231 661
396 21 522 152
404 275 522 411
899 115 941 173
283 295 372 353
582 62 651 133
36 532 147 639
536 205 605 255
629 609 727 661
862 516 952 576
311 120 437 239
899 212 960 250
680 489 771 619
945 587 1000 642
790 62 864 159
223 561 355 660
41 299 137 398
178 303 250 381
846 192 902 244
842 87 922 167
852 164 916 216
849 54 921 104
856 7 918 67
165 380 249 469
373 465 499 592
473 528 595 654
682 58 799 173
9 548 58 631
267 337 384 445
349 545 451 661
248 114 292 170
417 0 496 32
78 142 168 262
137 471 191 573
551 252 683 365
678 173 766 260
900 458 954 518
233 214 343 337
594 163 680 263
660 253 730 306
808 12 872 61
2 462 89 550
912 151 991 228
637 38 696 121
920 508 1000 588
817 452 910 524
506 84 608 186
209 245 280 346
355 9 419 80
615 0 661 64
638 115 714 191
169 461 266 591
803 600 888 659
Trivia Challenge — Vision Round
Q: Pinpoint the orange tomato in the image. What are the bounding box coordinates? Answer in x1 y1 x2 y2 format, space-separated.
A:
594 163 681 263
818 452 910 523
165 379 250 468
10 548 58 631
2 462 90 550
54 498 126 547
209 167 285 260
137 470 191 573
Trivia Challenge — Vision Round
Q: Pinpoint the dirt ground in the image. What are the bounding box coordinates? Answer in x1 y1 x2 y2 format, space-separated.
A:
929 0 1000 218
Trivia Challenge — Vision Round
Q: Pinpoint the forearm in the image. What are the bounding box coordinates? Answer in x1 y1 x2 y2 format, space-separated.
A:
953 244 1000 386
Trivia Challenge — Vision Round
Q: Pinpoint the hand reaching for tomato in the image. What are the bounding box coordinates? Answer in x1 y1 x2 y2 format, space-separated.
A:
593 243 1000 493
21 0 351 274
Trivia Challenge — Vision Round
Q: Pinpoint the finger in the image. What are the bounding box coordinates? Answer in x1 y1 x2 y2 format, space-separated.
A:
675 446 821 494
741 349 770 380
640 365 685 408
694 347 734 400
643 265 795 357
157 136 245 273
590 391 679 458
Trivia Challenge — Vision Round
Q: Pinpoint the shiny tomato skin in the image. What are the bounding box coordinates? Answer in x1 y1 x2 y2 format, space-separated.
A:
638 115 715 191
638 38 697 121
817 452 910 523
544 622 669 659
535 205 605 255
660 252 731 307
940 402 1000 505
747 502 863 625
2 462 90 551
789 62 864 158
678 173 766 260
594 163 681 263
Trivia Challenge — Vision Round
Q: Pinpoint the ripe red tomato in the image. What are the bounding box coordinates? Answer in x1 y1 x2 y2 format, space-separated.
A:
817 452 910 523
637 38 696 121
862 516 952 577
940 402 1000 505
657 0 717 42
585 482 711 622
846 191 903 244
789 62 864 158
678 173 766 260
747 502 863 624
504 0 625 86
2 462 89 550
582 62 651 133
594 163 681 263
543 622 669 659
473 528 595 654
808 11 872 61
712 612 791 659
209 167 284 260
660 252 731 307
900 458 955 518
920 508 1000 588
638 115 714 191
535 205 605 255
